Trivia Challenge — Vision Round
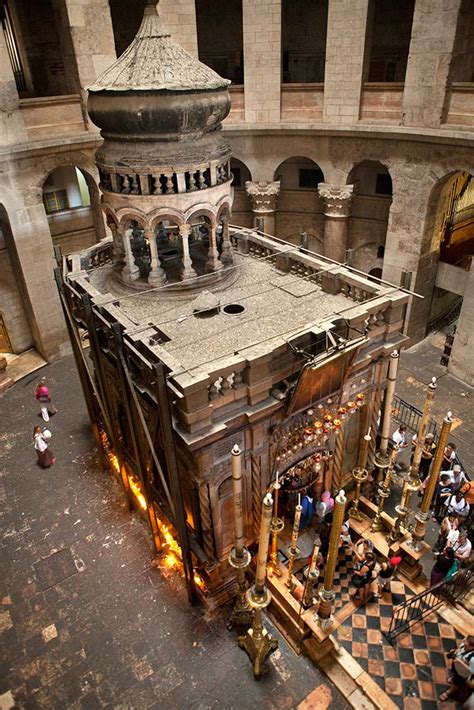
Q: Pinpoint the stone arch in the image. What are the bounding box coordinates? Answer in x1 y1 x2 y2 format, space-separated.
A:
185 206 217 225
116 209 148 230
229 158 252 229
216 201 232 223
230 157 252 187
0 204 34 355
41 163 106 255
149 208 185 231
272 156 325 253
346 160 392 276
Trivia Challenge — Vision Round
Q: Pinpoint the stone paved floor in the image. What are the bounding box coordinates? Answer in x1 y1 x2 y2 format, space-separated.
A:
0 356 348 710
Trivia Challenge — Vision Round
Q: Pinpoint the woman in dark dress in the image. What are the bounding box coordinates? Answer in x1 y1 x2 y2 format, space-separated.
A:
33 426 55 468
430 546 455 586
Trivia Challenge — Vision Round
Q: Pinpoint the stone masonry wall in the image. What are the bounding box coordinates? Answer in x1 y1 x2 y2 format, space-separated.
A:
159 0 198 58
242 0 281 123
323 0 371 124
402 0 463 128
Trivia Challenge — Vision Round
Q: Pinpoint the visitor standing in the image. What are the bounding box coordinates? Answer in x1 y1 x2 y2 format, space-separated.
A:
447 464 468 492
33 426 55 468
299 491 315 530
433 473 454 521
34 378 57 422
376 555 402 596
446 491 470 519
430 546 455 586
440 636 474 703
411 432 436 480
441 442 457 471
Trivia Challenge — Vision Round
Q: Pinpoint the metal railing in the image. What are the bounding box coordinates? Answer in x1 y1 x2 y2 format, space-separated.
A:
427 296 463 334
385 563 473 642
392 395 468 480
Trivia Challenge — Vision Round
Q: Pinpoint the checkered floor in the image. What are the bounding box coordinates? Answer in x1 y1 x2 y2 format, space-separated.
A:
335 580 463 710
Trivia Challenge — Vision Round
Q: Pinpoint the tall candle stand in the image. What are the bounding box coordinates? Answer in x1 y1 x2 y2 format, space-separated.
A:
412 412 453 550
317 490 347 628
228 444 253 627
388 477 419 544
302 537 321 608
286 497 302 592
269 477 284 577
238 493 278 678
348 467 368 521
371 448 396 532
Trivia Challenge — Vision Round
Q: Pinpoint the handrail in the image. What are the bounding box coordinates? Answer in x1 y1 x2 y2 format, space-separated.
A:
392 394 469 480
385 564 473 641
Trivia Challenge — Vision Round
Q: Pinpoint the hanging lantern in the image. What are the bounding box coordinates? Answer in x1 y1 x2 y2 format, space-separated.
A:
356 393 365 408
323 413 333 423
333 418 342 430
314 420 323 432
347 401 357 414
337 406 347 420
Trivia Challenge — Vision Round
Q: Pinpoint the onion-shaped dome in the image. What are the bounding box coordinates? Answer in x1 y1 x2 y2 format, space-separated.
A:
87 0 231 144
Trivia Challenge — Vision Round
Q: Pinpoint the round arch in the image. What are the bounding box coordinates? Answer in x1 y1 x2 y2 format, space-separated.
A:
41 164 106 255
271 156 325 253
230 158 252 187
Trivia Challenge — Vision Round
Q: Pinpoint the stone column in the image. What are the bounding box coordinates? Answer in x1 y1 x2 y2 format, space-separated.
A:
245 181 280 236
242 0 281 123
109 221 125 269
179 224 198 280
323 0 371 124
318 183 354 263
145 227 166 286
449 260 474 386
220 215 233 266
121 227 140 282
206 223 222 272
402 0 463 128
62 0 116 126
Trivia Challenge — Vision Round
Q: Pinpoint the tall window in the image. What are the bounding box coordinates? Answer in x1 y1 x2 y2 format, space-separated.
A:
196 0 244 84
43 190 69 214
365 0 415 82
281 0 328 83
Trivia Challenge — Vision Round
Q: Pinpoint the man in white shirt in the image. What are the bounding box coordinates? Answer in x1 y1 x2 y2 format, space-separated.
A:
446 464 467 491
446 491 470 519
392 425 408 449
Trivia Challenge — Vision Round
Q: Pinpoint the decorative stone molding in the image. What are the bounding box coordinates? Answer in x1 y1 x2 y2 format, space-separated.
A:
318 183 354 218
245 181 280 213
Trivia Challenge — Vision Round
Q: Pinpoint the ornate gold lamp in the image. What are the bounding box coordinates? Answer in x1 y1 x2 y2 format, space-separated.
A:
238 492 278 678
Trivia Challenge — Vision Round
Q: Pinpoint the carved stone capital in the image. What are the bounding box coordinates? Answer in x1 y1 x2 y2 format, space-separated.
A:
245 181 280 213
318 183 354 218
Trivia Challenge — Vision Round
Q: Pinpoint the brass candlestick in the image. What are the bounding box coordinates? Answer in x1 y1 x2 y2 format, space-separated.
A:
371 448 397 532
286 499 302 591
412 412 453 550
269 478 284 577
388 476 419 543
317 490 347 628
238 493 278 678
348 467 368 521
408 377 437 488
228 444 252 627
303 537 321 608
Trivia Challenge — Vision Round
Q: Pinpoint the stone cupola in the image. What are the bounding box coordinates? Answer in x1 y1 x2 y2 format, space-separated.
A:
87 0 234 290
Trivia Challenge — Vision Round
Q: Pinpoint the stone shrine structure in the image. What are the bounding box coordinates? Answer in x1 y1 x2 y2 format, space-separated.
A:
57 1 411 605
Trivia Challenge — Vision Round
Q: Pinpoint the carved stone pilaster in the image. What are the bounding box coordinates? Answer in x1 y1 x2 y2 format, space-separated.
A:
220 214 233 266
245 181 280 214
318 183 354 218
145 227 166 286
121 226 140 282
179 224 198 279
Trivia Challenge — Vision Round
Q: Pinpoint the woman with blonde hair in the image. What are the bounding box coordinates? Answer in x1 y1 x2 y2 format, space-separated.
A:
33 426 55 468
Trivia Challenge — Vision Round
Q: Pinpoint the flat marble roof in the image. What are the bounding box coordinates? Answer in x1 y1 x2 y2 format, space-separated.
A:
89 252 359 372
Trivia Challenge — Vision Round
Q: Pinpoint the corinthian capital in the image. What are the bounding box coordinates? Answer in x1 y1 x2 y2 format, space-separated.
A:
245 181 280 213
318 183 354 218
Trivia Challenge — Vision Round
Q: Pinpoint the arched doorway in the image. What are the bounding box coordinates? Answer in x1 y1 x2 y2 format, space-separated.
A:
230 158 252 228
424 171 473 336
346 161 392 273
0 205 33 354
42 166 105 256
273 156 325 252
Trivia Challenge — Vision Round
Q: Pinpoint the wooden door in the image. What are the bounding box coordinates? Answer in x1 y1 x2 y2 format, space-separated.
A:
0 313 11 352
